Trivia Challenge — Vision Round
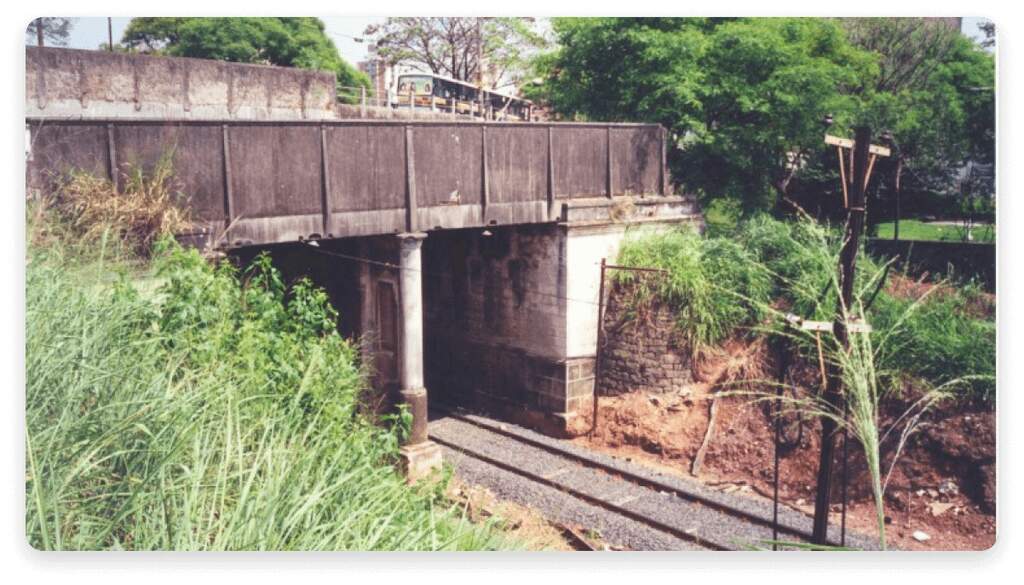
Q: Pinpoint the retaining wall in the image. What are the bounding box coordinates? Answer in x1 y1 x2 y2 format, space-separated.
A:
597 284 693 396
26 46 338 120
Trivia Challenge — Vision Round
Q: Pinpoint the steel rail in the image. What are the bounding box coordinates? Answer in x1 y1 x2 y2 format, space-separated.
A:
432 405 840 547
429 433 726 551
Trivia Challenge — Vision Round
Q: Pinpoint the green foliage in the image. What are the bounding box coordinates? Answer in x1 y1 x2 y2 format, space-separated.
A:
616 216 994 402
615 226 773 349
532 17 995 217
533 18 874 212
524 18 709 127
870 284 995 402
858 33 995 195
25 231 513 550
685 18 874 213
122 18 370 95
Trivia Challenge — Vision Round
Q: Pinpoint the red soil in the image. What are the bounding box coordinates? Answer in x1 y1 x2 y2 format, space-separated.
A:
571 342 996 551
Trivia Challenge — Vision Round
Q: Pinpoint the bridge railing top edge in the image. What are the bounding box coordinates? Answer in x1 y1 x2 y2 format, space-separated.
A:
26 45 338 80
25 117 665 130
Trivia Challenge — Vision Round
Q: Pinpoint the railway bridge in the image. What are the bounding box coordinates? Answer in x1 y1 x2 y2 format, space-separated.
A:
26 50 702 480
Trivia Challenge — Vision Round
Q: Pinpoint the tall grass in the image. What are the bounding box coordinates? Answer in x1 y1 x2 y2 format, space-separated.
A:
766 295 959 551
615 227 773 350
617 214 993 548
870 287 996 402
617 215 995 404
25 223 513 550
49 152 192 256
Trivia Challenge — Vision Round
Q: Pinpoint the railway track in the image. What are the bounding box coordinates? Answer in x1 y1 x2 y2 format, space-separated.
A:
430 406 878 551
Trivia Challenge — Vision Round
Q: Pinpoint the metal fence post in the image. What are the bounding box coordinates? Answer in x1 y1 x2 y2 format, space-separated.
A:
590 258 607 438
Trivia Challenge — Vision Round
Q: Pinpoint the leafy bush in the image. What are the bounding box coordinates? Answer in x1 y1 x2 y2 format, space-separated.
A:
25 235 512 550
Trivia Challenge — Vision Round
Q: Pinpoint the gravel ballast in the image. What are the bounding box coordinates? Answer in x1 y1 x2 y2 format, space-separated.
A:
430 412 880 551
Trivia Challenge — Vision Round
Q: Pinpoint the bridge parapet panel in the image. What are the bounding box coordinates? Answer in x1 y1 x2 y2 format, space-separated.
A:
27 119 670 247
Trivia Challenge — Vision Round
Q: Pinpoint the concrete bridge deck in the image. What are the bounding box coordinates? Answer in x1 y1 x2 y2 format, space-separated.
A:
27 117 670 248
25 113 698 481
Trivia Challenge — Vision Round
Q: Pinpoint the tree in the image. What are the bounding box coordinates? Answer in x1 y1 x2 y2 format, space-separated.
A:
688 19 876 213
977 19 995 49
121 18 370 91
842 18 962 94
523 18 709 126
26 18 74 47
531 18 876 213
839 20 995 229
532 17 994 219
364 17 547 89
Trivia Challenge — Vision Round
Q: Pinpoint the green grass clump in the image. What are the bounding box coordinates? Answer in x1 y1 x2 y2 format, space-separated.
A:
615 227 773 349
616 215 995 404
25 233 513 551
871 287 996 402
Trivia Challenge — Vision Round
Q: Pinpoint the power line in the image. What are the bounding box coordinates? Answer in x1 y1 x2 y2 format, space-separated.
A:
296 240 658 309
328 31 367 43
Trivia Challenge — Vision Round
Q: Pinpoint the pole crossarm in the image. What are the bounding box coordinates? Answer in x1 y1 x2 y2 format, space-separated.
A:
783 313 873 334
825 134 891 158
825 134 890 209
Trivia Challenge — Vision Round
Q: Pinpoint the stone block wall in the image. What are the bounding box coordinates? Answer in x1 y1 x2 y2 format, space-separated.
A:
597 282 693 396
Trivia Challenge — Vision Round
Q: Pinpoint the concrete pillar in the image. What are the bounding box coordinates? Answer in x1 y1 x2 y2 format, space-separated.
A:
396 232 442 481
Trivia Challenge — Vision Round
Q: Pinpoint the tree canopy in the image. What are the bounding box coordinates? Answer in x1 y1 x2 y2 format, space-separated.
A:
121 18 370 91
365 17 547 89
26 18 75 47
528 17 994 216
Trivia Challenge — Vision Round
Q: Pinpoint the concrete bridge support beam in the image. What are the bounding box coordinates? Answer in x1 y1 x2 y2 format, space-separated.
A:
396 232 442 481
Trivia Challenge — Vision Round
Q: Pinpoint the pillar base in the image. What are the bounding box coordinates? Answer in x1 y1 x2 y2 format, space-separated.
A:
399 440 443 482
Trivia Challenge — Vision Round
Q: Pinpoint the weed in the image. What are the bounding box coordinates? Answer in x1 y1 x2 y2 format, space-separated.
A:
615 226 773 351
49 152 191 256
25 226 513 550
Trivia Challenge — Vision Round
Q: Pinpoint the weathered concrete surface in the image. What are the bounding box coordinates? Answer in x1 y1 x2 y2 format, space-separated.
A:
395 231 443 479
228 197 702 439
26 46 338 120
27 119 671 248
421 196 702 434
399 439 443 483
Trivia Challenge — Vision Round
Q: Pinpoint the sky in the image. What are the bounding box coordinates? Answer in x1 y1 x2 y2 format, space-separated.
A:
37 16 994 67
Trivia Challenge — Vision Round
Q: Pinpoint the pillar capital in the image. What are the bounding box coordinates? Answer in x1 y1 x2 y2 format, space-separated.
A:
396 231 428 244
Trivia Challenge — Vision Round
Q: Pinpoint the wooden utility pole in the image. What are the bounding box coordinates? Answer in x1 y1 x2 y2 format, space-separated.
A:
811 126 873 544
107 18 114 51
36 19 44 47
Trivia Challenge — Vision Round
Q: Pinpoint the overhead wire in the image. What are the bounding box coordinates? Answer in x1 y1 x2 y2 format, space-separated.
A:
296 239 623 309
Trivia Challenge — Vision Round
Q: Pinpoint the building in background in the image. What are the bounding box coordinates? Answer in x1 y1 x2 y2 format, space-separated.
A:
357 44 392 105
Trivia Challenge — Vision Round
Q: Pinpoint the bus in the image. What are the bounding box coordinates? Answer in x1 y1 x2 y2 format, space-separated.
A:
394 73 533 121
